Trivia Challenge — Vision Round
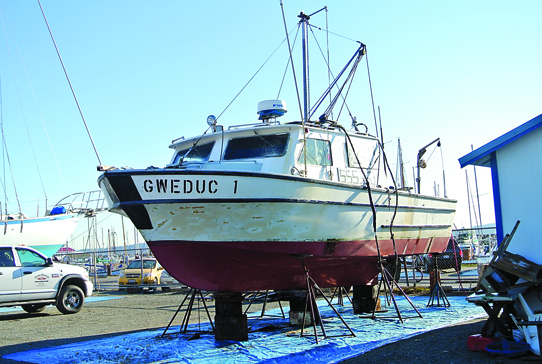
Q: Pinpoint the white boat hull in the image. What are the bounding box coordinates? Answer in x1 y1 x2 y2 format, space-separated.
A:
1 214 79 257
99 170 456 291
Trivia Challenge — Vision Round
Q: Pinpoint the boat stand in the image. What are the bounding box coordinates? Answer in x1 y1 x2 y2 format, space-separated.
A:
366 261 423 323
161 288 214 337
427 257 450 308
293 254 356 343
329 286 353 306
243 290 286 319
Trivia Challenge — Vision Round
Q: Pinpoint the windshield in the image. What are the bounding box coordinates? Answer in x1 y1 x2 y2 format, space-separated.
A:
127 259 157 269
172 141 215 165
223 133 289 160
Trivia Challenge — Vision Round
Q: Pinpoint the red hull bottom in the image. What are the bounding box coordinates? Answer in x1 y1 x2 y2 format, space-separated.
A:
148 237 448 292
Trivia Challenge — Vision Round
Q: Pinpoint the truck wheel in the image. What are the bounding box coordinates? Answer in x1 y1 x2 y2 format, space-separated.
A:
21 303 47 313
56 285 85 314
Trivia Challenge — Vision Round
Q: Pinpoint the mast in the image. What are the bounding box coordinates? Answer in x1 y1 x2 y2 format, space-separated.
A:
471 144 483 229
298 11 310 123
397 138 405 189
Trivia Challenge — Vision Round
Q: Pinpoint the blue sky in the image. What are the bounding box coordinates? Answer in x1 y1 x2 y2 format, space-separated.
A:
0 1 540 247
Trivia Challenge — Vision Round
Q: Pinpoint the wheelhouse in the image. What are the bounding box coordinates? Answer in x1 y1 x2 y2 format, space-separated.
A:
167 121 381 186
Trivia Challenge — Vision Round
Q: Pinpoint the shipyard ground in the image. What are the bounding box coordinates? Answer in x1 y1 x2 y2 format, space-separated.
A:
0 289 531 363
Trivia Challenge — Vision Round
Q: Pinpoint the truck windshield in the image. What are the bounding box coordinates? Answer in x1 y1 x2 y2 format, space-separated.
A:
127 260 157 269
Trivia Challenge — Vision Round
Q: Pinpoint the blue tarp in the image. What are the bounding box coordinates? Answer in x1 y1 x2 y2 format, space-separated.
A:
4 295 486 364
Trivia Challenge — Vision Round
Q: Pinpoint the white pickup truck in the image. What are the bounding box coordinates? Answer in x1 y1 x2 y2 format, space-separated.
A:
0 245 93 314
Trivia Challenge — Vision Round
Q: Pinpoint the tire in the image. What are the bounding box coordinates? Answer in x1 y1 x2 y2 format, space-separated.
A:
56 285 85 314
21 303 47 313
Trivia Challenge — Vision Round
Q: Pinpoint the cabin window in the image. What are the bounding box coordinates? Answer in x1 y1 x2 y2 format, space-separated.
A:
224 133 289 160
346 138 379 169
172 141 215 164
298 138 332 166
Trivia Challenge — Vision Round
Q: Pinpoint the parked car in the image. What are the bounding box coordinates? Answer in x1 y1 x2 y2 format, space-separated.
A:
0 245 93 314
419 238 463 272
118 258 163 293
159 270 183 292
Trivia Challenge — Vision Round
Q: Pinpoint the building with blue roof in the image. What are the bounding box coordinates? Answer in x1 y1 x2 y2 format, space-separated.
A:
459 113 542 264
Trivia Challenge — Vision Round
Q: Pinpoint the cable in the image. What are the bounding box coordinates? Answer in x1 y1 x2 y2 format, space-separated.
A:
365 50 379 140
338 124 401 287
2 8 67 196
37 0 102 166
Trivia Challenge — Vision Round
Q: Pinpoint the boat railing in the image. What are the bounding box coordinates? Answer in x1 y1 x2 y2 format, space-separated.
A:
228 120 281 130
49 190 107 217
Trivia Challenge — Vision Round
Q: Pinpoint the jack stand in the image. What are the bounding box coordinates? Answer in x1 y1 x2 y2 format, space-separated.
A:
329 286 353 306
243 290 286 319
367 260 422 323
161 288 214 337
427 257 450 308
292 254 356 343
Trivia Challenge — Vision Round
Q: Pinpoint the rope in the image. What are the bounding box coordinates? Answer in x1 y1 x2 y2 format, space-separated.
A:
37 0 102 166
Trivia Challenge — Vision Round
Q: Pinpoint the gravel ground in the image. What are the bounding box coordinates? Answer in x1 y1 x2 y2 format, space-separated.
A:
0 290 536 363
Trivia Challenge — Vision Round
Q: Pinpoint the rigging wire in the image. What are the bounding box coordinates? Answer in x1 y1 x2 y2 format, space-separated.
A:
0 9 49 209
309 43 364 120
280 0 303 121
0 108 22 217
440 142 447 198
0 66 8 221
37 0 102 166
325 8 332 120
0 69 22 218
424 143 439 164
3 9 67 195
317 46 363 121
215 35 288 122
280 0 306 174
334 61 358 122
365 49 379 140
296 18 364 124
277 28 294 97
